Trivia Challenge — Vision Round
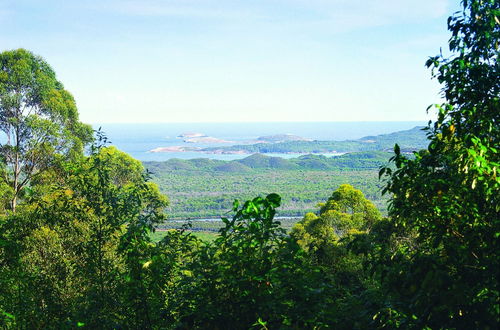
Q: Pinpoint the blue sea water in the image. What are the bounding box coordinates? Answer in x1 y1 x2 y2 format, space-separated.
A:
93 121 426 161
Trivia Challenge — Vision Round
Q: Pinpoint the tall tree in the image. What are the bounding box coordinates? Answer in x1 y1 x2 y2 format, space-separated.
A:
291 184 381 266
0 49 92 212
378 0 499 327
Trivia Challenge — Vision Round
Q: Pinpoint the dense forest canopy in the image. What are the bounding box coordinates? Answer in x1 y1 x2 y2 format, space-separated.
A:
0 0 498 328
145 151 390 220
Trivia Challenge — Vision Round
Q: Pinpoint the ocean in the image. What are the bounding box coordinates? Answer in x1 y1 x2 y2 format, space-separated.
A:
94 121 426 161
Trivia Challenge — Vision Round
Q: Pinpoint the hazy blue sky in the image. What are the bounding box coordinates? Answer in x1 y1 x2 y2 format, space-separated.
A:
0 0 460 123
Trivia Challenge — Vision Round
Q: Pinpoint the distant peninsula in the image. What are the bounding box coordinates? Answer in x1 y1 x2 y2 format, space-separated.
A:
202 126 427 155
177 132 206 138
150 126 428 155
149 146 201 153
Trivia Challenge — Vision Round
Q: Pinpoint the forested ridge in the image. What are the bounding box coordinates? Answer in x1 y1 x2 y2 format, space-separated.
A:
0 1 498 328
201 126 427 154
147 151 396 172
145 152 390 219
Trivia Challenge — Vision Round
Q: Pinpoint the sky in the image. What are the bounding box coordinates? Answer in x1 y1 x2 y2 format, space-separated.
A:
0 0 461 123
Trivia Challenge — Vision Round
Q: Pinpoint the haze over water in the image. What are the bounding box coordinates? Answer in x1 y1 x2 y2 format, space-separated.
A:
95 121 425 161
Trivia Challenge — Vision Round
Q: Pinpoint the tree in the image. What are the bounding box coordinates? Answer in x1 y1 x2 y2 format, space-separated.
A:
0 49 93 212
0 140 168 328
157 194 338 328
378 0 499 327
290 185 384 327
0 160 12 212
291 184 381 259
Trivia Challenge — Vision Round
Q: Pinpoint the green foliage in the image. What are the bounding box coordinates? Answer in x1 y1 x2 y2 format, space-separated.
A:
377 0 500 327
150 230 217 243
1 1 496 326
147 150 393 173
290 186 387 327
292 184 381 265
0 48 384 329
0 153 380 329
214 160 253 172
145 152 389 219
0 136 168 328
0 49 93 212
157 217 303 234
98 145 145 186
158 194 339 329
0 160 13 212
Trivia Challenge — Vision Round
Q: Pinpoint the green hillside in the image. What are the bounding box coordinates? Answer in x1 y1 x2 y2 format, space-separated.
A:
146 150 392 173
202 126 428 154
144 151 391 219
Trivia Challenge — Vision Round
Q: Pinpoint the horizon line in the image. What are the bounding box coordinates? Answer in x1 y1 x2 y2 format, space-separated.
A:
87 120 428 125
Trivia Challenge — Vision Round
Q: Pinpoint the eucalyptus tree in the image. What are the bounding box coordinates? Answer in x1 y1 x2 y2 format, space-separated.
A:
0 49 92 212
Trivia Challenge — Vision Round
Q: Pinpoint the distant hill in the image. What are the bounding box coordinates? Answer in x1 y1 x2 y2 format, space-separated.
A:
143 151 393 219
202 126 428 154
255 134 311 143
236 154 299 169
145 151 393 174
214 162 252 173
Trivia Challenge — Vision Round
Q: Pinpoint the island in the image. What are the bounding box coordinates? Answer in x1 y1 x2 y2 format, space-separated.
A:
177 132 206 138
149 146 201 153
149 127 427 155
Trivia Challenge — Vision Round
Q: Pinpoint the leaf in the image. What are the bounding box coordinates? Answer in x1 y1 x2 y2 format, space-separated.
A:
232 199 240 211
266 193 281 207
1 311 15 320
394 143 400 155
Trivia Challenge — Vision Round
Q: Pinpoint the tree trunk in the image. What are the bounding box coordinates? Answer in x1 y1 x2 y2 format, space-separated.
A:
11 123 20 213
11 194 17 213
